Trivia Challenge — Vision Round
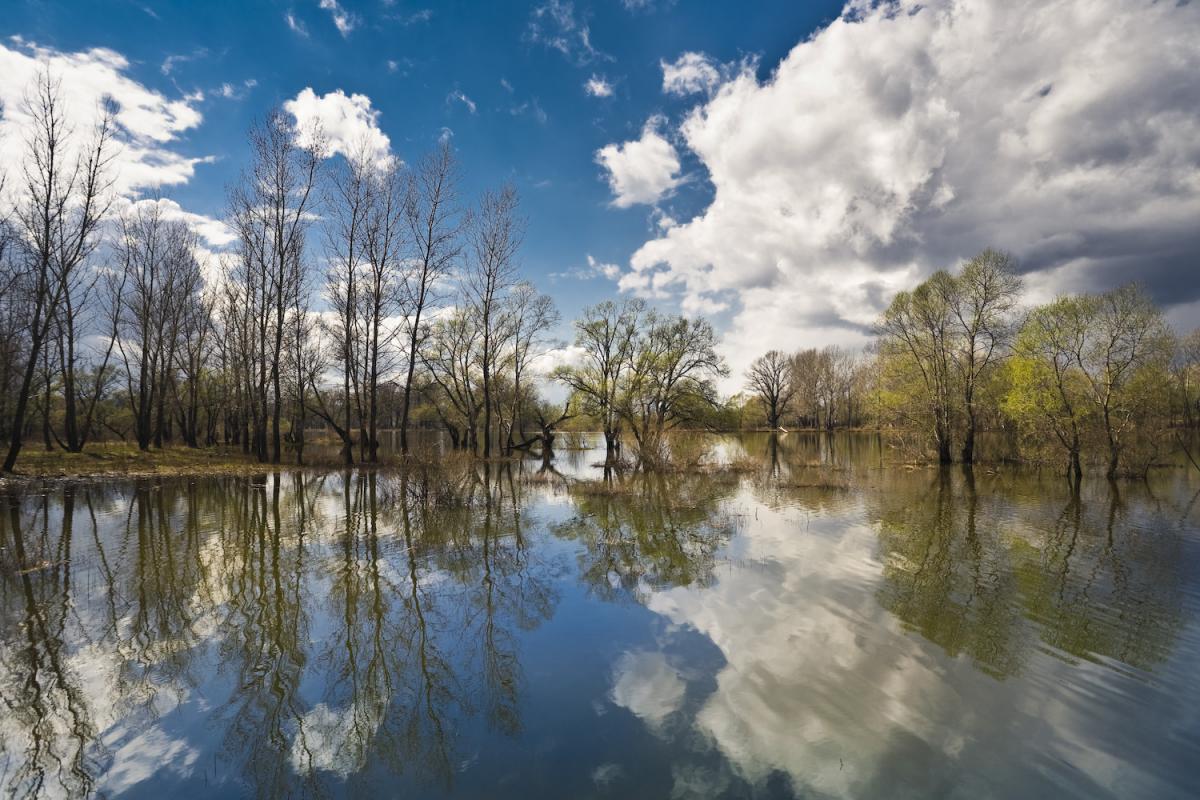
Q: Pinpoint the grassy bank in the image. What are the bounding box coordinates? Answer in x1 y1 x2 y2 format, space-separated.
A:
0 441 508 481
0 444 292 480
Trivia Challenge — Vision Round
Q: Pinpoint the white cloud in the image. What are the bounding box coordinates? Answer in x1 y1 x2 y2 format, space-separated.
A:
121 197 236 249
620 0 1200 385
0 38 209 199
283 87 392 168
588 254 621 279
160 48 207 76
610 651 686 731
285 11 309 37
319 0 358 36
585 75 614 98
508 98 548 125
447 89 477 114
526 0 609 65
551 254 622 281
595 116 682 208
393 8 433 26
661 52 724 96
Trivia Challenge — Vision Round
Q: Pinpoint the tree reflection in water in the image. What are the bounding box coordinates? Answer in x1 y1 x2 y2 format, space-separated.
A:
0 463 562 798
873 469 1189 678
553 471 741 603
0 442 1196 799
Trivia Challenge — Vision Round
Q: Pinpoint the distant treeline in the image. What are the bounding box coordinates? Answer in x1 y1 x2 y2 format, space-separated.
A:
2 71 1195 477
742 250 1200 478
0 70 723 471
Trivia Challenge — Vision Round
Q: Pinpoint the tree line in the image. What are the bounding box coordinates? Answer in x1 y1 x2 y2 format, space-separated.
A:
4 71 1195 478
744 249 1200 478
0 71 567 470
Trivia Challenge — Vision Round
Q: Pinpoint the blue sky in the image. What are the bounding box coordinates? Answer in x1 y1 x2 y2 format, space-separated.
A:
3 0 1198 384
3 0 842 331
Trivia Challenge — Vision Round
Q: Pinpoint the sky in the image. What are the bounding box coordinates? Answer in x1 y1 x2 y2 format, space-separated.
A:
1 0 1199 390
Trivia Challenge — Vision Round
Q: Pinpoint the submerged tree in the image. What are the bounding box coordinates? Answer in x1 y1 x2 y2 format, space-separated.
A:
617 312 728 464
227 109 323 463
1005 296 1094 479
399 142 462 455
554 299 643 462
1073 285 1174 478
746 350 795 430
465 184 523 458
944 249 1022 463
878 272 957 463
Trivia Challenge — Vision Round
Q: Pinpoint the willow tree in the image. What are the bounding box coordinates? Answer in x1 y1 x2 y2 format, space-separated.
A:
878 249 1020 465
1004 296 1093 480
553 299 643 462
1006 285 1173 478
617 312 728 465
1074 285 1173 478
879 272 957 464
945 249 1022 463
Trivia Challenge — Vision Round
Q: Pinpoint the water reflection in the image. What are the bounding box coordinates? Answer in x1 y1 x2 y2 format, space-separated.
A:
0 437 1198 798
553 471 741 602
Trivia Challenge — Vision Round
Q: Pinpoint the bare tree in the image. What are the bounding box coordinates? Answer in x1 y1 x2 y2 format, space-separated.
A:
465 184 523 457
360 157 408 461
112 205 203 450
500 281 557 454
420 308 482 451
228 109 323 463
323 149 373 463
4 71 114 472
399 141 462 455
746 350 795 429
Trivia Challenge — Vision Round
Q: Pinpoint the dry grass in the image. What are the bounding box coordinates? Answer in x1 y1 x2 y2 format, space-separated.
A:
1 443 291 479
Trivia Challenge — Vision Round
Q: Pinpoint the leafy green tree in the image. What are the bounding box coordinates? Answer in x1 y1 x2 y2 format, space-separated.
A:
1004 295 1094 479
553 300 643 462
617 311 728 464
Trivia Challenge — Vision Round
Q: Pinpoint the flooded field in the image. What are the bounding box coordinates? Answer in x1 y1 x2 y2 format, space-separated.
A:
2 434 1199 798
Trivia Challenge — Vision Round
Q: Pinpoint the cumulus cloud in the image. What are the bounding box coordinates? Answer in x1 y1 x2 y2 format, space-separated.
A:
283 87 392 168
661 52 724 96
609 651 686 731
595 116 682 208
0 38 209 199
619 0 1200 385
121 197 235 249
585 75 614 98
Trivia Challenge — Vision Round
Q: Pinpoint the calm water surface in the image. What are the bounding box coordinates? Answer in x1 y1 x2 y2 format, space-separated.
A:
2 433 1199 798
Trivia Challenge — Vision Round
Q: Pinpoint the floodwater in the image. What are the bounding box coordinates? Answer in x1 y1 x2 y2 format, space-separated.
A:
2 433 1199 799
